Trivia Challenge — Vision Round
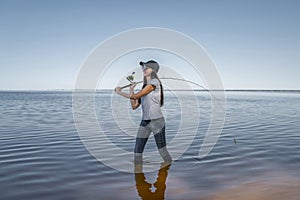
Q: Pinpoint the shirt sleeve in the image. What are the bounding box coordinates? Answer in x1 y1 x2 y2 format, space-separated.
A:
147 79 159 88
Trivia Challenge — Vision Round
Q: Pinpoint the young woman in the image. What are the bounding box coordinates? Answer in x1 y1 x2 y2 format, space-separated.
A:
115 60 172 167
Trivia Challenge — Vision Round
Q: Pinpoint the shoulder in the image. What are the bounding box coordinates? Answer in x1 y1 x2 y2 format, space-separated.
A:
147 78 159 87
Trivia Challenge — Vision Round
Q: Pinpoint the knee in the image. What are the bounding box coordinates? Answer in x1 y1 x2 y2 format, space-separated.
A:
154 132 166 149
134 138 147 153
134 144 141 153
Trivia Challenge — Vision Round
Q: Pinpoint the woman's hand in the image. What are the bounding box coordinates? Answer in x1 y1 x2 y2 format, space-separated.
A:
114 86 121 94
130 83 136 93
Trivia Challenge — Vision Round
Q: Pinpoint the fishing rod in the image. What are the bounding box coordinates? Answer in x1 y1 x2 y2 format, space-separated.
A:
119 76 225 108
120 77 209 92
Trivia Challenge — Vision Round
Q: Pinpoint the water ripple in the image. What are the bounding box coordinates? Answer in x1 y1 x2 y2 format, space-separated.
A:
0 91 300 199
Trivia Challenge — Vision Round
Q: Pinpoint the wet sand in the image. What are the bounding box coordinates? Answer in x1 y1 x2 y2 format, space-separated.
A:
203 176 300 200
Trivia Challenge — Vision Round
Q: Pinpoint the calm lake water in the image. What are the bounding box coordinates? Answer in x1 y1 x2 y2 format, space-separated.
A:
0 91 300 200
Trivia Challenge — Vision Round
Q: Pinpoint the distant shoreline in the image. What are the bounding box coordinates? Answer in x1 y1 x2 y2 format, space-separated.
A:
0 89 300 93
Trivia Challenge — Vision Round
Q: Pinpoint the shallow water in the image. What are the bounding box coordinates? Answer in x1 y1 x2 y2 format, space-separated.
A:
0 91 300 199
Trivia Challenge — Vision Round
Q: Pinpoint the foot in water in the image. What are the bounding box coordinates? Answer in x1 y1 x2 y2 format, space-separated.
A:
160 160 172 169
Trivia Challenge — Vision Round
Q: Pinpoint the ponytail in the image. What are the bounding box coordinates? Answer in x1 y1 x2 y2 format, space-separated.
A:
138 72 164 107
151 71 164 107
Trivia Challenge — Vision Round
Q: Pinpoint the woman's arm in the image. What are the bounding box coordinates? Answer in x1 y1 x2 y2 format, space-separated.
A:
130 99 140 110
129 84 140 110
130 85 155 100
114 87 132 99
114 85 155 100
115 87 141 109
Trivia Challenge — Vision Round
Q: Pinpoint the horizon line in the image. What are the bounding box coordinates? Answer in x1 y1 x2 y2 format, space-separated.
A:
1 89 300 92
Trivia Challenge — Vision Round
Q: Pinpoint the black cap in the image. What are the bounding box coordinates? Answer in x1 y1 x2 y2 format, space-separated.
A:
139 60 160 73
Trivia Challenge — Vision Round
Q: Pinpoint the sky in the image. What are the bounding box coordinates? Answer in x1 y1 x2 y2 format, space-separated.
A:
0 0 299 90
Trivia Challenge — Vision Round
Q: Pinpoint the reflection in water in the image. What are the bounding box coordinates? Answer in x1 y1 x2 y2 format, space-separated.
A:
134 163 171 200
203 175 300 200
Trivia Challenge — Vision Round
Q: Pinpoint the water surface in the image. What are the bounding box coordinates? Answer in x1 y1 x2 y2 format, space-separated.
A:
0 91 300 199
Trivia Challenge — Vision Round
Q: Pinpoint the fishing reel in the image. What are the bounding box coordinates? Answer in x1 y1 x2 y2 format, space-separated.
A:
126 72 135 83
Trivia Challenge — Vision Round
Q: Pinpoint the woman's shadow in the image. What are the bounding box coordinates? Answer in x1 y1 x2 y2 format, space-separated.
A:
134 163 171 200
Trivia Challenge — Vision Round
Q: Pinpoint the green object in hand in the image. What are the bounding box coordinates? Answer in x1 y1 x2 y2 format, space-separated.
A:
126 72 135 82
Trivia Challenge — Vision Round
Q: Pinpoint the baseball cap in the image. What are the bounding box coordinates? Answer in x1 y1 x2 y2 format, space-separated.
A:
139 60 160 73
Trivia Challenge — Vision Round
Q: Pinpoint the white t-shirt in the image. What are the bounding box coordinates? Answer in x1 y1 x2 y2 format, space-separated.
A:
141 78 163 120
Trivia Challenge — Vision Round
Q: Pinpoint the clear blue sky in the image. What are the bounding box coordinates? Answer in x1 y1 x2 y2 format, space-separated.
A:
0 0 299 90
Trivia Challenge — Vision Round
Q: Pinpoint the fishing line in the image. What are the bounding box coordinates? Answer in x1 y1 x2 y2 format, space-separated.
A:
118 75 229 163
120 77 220 100
121 77 209 92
